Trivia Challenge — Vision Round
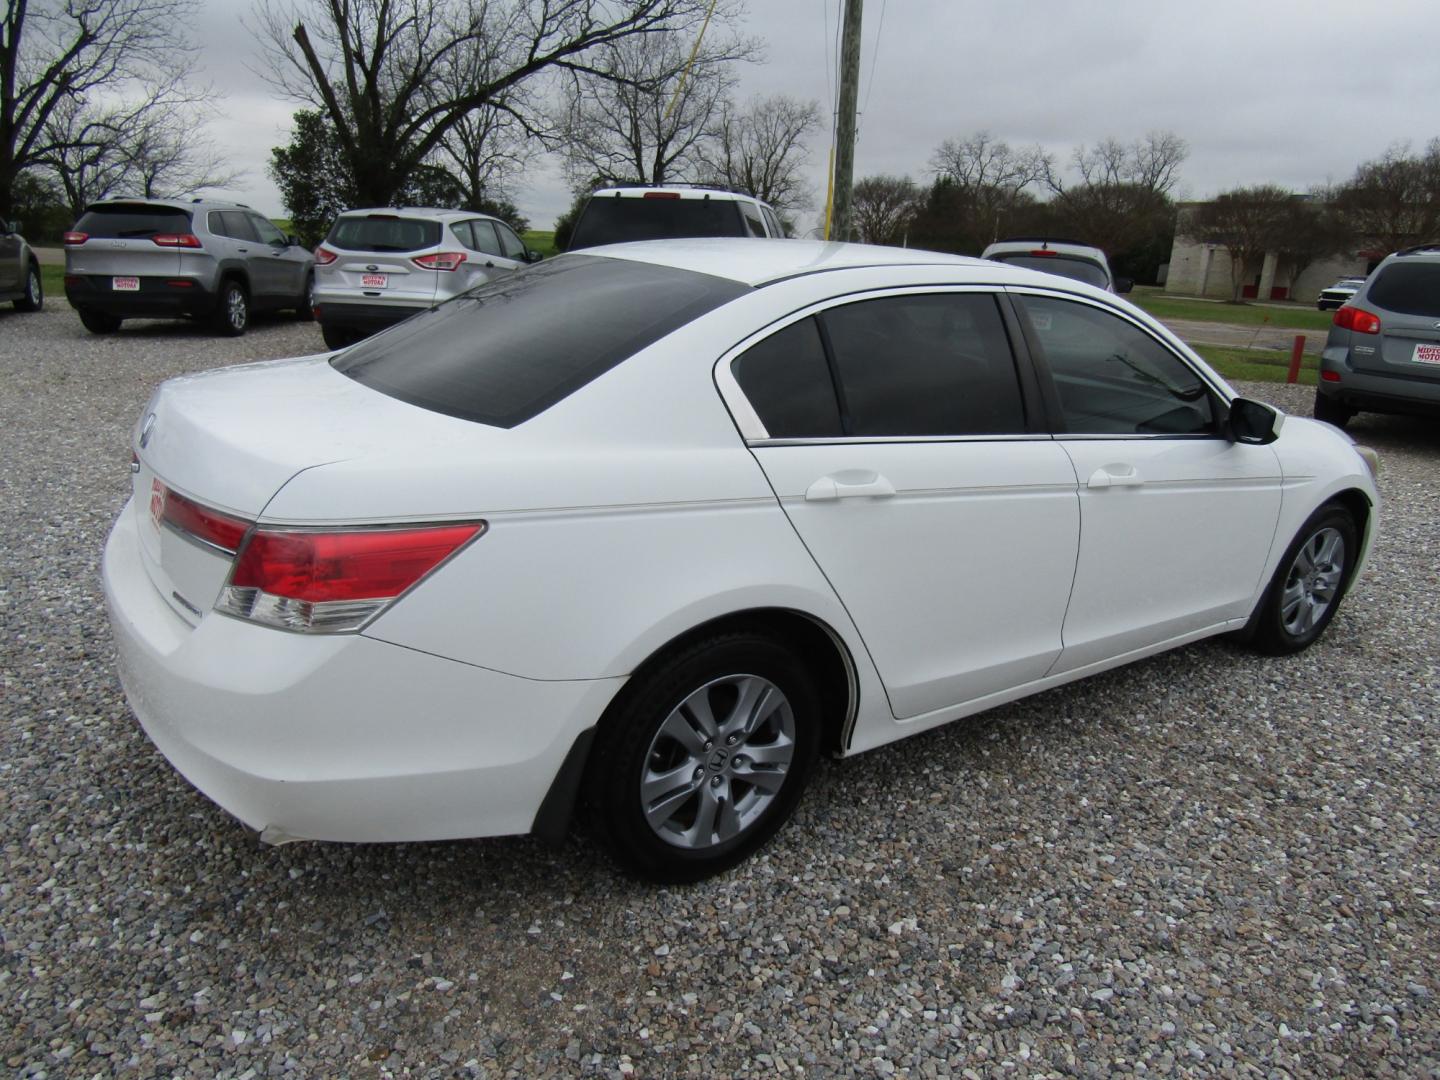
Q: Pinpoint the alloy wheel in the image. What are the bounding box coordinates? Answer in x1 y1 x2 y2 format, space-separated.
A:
1280 526 1346 637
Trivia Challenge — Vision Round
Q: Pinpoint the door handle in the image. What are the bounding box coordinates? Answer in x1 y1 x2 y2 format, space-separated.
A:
805 471 896 501
236 247 249 253
1087 464 1144 489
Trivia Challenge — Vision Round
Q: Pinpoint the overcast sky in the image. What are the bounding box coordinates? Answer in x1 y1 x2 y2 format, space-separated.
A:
193 0 1440 232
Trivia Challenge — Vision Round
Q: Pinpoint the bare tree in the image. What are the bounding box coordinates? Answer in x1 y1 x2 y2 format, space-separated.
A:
850 174 918 246
1333 140 1440 253
435 102 533 210
1 0 203 217
1272 197 1351 292
557 7 757 188
699 94 819 217
254 0 716 208
1183 185 1292 302
929 131 1051 242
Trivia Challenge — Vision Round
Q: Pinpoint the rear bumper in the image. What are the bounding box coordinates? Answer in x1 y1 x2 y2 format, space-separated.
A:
65 275 218 317
103 496 621 843
1319 347 1440 417
314 300 429 332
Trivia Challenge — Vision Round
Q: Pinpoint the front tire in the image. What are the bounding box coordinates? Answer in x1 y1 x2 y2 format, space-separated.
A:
215 279 248 336
15 263 42 312
1313 390 1353 429
320 323 357 350
1246 504 1358 656
584 630 821 883
294 272 315 321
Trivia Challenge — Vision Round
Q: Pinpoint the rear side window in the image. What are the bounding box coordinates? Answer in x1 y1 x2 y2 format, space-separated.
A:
820 293 1028 436
328 215 442 253
739 203 766 237
1367 262 1440 317
992 254 1110 289
75 204 192 238
732 318 842 437
457 220 502 256
332 255 748 428
570 197 746 248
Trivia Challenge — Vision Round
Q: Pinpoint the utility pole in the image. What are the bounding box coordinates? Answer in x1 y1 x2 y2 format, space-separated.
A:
830 0 863 242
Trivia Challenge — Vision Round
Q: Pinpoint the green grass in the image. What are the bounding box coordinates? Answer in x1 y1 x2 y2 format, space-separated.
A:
1130 286 1333 333
40 263 65 297
523 230 557 258
1192 344 1318 386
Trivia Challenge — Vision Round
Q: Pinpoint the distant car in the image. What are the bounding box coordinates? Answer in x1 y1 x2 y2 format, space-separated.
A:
1316 276 1366 311
1316 244 1440 428
981 237 1130 293
63 198 314 336
567 186 787 250
104 240 1379 882
312 207 541 350
0 219 43 312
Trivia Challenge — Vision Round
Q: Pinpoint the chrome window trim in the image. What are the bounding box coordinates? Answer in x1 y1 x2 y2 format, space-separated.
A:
714 284 1029 446
750 433 1055 448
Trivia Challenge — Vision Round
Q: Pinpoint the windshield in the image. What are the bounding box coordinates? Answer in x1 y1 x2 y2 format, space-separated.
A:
327 215 442 253
990 253 1111 289
332 255 749 428
570 197 746 248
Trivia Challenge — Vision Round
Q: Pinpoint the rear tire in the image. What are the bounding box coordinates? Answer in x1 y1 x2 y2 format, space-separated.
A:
214 279 248 337
1245 504 1358 656
320 324 356 350
1313 390 1353 429
14 263 42 312
294 272 315 322
79 309 121 334
583 629 821 883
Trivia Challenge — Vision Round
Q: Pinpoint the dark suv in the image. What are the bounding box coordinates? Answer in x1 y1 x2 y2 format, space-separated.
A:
63 198 315 335
1316 244 1440 427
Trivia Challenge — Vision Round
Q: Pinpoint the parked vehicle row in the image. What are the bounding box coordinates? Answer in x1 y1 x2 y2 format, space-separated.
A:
1 219 43 312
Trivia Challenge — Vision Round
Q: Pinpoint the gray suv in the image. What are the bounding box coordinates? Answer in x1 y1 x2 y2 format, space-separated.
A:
313 207 541 349
63 198 315 336
0 220 43 312
1316 244 1440 428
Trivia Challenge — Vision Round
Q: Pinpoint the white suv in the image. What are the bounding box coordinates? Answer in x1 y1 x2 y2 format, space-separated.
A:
567 186 787 249
313 207 541 349
982 237 1130 293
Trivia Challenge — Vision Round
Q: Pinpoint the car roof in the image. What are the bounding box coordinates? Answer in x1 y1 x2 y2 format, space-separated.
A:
590 186 761 204
336 207 500 222
86 197 254 212
572 238 1074 290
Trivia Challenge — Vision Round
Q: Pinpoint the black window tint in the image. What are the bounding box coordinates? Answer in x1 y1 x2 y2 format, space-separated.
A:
76 203 192 238
221 211 260 242
1020 295 1216 435
820 293 1027 436
570 197 746 247
328 215 441 253
992 254 1110 289
496 223 527 259
740 204 766 237
732 318 842 437
332 255 748 428
1367 262 1440 317
206 211 230 238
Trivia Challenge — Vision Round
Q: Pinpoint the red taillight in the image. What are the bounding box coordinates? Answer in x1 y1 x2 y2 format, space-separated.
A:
63 231 88 246
166 279 194 288
218 522 486 632
314 246 338 265
152 481 251 552
1334 305 1380 334
152 233 202 248
1321 370 1342 382
643 191 681 199
412 251 467 271
1028 249 1058 257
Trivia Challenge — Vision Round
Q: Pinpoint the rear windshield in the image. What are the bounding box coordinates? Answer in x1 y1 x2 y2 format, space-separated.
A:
570 196 746 248
1367 262 1440 317
75 204 192 238
332 255 749 427
991 253 1110 289
327 215 442 253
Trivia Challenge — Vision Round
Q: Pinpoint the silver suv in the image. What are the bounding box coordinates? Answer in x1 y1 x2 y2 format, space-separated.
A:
1316 244 1440 428
313 207 541 349
0 220 43 312
567 186 788 249
63 198 315 336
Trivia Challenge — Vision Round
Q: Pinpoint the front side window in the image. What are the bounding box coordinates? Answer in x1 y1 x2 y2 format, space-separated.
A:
820 293 1028 437
1018 295 1216 436
762 206 784 237
220 211 260 243
333 255 748 428
251 215 287 246
495 223 527 260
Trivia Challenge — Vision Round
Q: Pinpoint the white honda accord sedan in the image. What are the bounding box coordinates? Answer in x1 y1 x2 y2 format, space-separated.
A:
104 240 1380 882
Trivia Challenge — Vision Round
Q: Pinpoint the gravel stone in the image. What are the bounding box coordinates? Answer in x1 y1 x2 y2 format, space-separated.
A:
3 306 1440 1077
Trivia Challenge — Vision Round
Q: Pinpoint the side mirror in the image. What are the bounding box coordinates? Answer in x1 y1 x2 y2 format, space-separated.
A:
1228 396 1284 445
287 234 301 247
525 249 543 263
1113 276 1134 294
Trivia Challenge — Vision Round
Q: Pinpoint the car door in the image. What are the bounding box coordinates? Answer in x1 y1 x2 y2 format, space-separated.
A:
249 213 307 299
216 211 277 301
0 222 20 292
1010 290 1284 674
727 289 1081 720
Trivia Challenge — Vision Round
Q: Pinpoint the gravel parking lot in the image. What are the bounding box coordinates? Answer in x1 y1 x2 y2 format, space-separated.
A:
3 302 1439 1079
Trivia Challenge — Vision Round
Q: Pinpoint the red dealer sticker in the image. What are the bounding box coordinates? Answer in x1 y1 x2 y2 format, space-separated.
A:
1414 343 1440 366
